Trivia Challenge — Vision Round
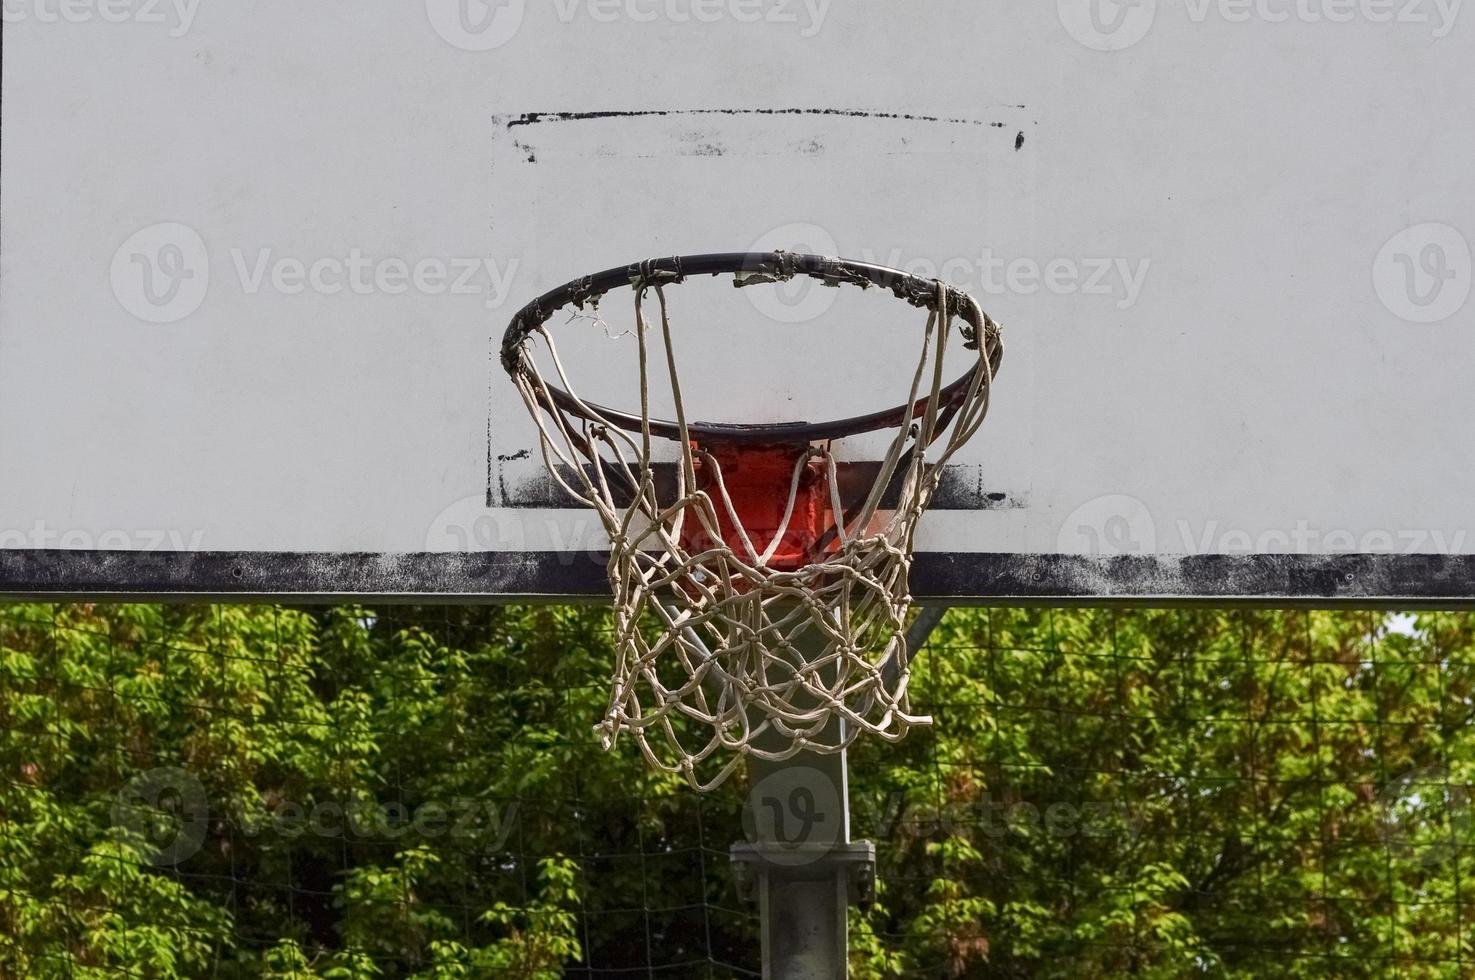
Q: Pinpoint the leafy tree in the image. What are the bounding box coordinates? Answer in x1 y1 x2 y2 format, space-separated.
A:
2 604 1471 977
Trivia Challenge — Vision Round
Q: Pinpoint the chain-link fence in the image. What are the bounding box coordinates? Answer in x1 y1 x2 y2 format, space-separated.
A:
3 604 1472 977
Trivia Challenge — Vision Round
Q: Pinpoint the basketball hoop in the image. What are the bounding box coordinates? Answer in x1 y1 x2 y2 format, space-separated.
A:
502 252 1004 790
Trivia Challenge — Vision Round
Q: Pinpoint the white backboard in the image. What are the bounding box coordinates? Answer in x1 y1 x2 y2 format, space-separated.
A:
1 2 1472 603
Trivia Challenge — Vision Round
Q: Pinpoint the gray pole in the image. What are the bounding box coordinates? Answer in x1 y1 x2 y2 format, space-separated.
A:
731 602 877 980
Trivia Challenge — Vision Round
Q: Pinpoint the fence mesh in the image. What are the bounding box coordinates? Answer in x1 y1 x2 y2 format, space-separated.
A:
2 603 1472 977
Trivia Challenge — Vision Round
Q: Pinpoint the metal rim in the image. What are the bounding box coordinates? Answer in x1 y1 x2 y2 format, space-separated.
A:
502 251 1002 444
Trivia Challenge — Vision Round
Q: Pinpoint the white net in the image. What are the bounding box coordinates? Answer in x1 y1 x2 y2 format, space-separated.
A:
505 261 1003 790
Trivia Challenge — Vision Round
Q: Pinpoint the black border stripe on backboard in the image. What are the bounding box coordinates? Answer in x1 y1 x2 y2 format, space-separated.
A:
492 462 1020 511
3 550 1475 607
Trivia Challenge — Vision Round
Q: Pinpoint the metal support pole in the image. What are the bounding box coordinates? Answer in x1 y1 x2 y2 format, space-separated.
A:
731 602 876 980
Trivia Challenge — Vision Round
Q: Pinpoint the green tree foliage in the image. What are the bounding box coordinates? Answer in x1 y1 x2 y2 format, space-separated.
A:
2 604 1472 976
